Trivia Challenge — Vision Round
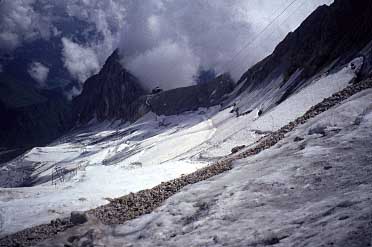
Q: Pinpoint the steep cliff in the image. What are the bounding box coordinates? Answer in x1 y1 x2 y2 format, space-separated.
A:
73 50 146 124
0 73 73 161
74 51 234 124
234 0 372 111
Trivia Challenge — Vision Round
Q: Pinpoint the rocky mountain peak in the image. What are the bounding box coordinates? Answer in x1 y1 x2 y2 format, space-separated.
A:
101 49 121 74
73 50 235 125
73 50 146 124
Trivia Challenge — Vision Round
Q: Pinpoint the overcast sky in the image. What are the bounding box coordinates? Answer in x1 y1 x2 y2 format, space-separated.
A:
0 0 333 90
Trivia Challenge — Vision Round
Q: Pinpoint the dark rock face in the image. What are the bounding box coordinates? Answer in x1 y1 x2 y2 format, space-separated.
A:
0 74 73 156
231 145 246 154
74 52 234 123
73 50 146 124
237 0 372 97
148 74 234 116
0 95 72 148
70 211 88 225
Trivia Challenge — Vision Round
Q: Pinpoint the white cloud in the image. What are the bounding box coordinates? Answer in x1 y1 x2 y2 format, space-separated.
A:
117 0 333 87
125 40 200 91
28 61 50 87
64 86 81 101
0 0 333 89
0 0 54 51
0 31 20 51
64 0 126 64
61 37 100 83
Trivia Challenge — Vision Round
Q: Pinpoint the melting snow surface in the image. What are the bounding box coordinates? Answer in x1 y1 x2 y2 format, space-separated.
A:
39 89 372 247
0 60 363 237
0 110 215 236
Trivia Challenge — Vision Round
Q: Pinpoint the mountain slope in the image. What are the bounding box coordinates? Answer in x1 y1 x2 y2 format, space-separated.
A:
73 50 146 123
37 87 372 247
0 73 73 161
1 0 372 245
73 51 235 124
148 73 234 116
232 0 372 113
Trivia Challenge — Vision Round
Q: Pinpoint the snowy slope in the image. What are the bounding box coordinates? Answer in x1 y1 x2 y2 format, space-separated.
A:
180 58 363 158
38 89 372 247
0 109 219 236
0 58 363 237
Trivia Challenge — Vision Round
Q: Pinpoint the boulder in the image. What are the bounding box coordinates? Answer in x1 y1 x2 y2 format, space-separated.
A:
70 211 88 225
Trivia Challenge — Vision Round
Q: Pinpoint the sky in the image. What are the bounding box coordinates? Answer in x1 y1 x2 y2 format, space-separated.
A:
0 0 333 91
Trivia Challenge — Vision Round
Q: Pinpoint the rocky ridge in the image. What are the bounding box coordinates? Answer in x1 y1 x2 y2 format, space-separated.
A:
73 51 235 124
234 0 372 109
148 73 234 116
73 50 146 124
0 76 73 160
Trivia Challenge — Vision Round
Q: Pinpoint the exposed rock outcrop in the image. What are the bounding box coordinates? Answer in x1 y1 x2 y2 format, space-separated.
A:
74 52 234 123
73 50 146 124
237 0 372 102
148 73 234 116
0 74 73 155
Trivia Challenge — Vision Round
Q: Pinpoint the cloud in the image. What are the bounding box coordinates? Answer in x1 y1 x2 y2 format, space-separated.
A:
117 0 253 88
117 0 334 88
52 0 127 84
61 37 100 83
63 0 126 64
0 0 333 89
0 0 54 51
64 86 81 101
125 40 200 90
27 62 50 87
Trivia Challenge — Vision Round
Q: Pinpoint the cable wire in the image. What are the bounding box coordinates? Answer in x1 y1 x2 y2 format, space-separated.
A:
223 0 301 75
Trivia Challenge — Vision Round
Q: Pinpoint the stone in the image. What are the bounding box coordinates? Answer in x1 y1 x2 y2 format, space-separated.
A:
294 136 305 142
231 145 246 154
308 126 326 136
70 211 88 225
